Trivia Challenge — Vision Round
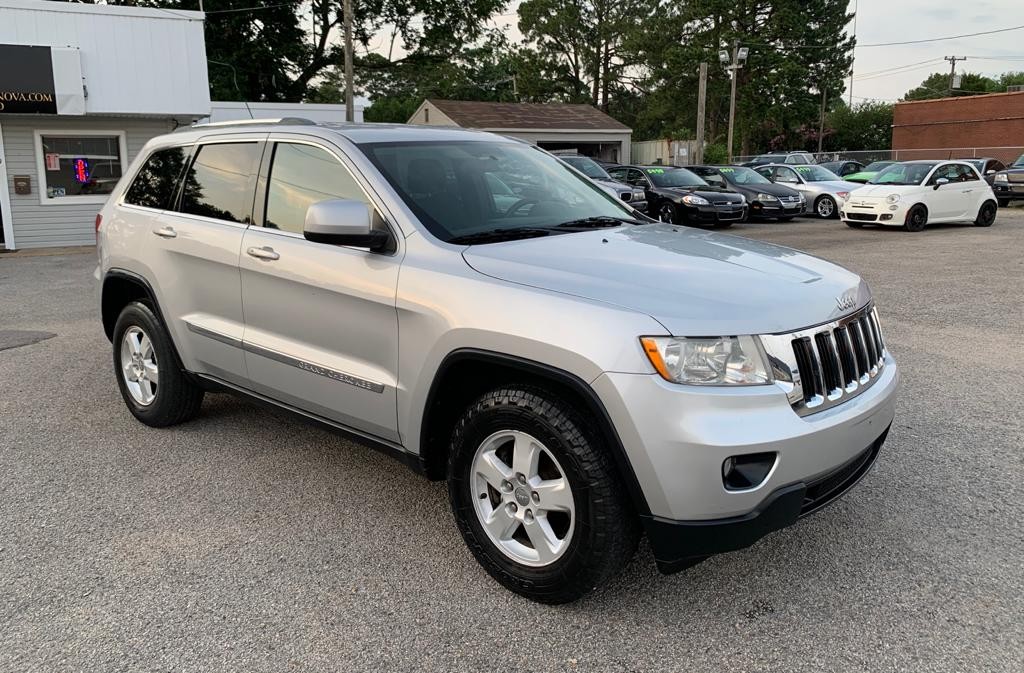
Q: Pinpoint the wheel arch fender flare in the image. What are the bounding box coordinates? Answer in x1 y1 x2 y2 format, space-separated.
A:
101 269 189 376
418 348 652 516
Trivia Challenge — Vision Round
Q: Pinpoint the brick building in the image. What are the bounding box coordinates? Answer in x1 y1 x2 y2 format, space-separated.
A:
892 91 1024 164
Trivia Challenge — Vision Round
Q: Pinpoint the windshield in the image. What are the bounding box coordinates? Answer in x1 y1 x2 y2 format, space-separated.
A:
963 159 985 171
863 161 893 172
359 140 635 242
793 165 842 182
718 166 771 185
562 156 611 179
869 163 937 185
645 167 708 188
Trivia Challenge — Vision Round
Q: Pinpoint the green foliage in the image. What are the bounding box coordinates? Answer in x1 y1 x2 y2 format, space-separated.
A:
364 97 422 123
824 100 893 151
900 70 1024 101
702 143 729 164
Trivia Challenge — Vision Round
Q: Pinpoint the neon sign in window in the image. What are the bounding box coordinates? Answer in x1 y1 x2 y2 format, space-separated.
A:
73 158 90 184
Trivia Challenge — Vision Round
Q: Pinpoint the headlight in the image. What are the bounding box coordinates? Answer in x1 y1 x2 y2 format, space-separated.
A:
640 336 771 385
886 194 901 204
756 193 778 202
681 194 710 206
995 173 1009 183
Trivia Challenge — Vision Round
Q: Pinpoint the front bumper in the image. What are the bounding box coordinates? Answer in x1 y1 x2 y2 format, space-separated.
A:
644 426 888 573
688 202 747 223
993 182 1024 200
841 200 907 226
592 353 899 569
750 199 805 217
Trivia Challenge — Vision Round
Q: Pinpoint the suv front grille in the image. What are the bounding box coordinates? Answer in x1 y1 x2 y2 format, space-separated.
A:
760 305 887 417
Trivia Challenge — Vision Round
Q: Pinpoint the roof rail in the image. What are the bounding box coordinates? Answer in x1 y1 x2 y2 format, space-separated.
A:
186 117 318 130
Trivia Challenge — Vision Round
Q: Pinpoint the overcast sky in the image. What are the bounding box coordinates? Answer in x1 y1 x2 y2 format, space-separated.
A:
473 0 1024 103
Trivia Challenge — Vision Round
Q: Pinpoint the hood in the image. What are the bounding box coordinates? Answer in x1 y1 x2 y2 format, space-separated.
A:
733 182 801 198
664 187 744 203
462 223 870 336
848 184 919 198
812 180 860 192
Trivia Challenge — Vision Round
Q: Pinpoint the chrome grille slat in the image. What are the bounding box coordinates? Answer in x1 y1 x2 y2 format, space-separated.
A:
760 304 887 417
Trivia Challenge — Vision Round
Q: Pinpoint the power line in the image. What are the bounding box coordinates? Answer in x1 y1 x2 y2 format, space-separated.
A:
744 23 1024 52
856 58 944 78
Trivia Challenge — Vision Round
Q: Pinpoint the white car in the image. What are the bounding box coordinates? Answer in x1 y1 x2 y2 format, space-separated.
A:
842 160 998 232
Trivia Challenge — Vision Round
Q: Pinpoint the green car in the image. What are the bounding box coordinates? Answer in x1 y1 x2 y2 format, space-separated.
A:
845 160 896 184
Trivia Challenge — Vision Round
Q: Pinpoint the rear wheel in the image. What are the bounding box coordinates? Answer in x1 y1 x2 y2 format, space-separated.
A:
904 204 928 232
112 302 203 427
815 195 837 219
447 386 639 604
975 201 997 227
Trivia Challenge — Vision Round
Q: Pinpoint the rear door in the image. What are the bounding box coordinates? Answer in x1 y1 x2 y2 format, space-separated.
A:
238 136 402 441
147 136 263 386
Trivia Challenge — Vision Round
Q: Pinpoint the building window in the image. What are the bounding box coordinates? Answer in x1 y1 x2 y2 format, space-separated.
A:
34 131 127 205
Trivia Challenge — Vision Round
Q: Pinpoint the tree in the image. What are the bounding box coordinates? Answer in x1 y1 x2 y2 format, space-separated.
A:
823 100 893 151
903 72 999 101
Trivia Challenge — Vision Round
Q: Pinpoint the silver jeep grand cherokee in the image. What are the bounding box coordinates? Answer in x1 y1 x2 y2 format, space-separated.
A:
96 120 899 603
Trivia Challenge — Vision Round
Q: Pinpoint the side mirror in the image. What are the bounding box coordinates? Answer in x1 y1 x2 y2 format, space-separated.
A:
304 199 392 252
933 177 950 190
986 169 996 175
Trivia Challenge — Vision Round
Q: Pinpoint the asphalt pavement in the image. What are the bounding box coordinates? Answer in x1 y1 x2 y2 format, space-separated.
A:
1 210 1022 672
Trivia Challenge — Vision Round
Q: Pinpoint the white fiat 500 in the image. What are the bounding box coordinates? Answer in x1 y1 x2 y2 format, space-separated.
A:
841 160 998 232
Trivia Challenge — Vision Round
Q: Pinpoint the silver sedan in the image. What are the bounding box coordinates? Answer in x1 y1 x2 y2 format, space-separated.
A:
755 164 860 218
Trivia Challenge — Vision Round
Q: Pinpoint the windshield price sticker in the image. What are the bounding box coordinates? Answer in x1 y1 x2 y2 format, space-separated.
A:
720 167 735 173
646 168 665 174
796 166 814 173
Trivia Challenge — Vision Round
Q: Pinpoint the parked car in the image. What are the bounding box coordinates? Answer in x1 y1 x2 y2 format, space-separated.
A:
558 154 647 212
689 165 805 220
819 160 865 177
956 157 1006 186
844 161 896 184
96 120 899 603
754 164 859 218
607 165 746 227
991 152 1024 206
839 160 997 232
743 151 816 167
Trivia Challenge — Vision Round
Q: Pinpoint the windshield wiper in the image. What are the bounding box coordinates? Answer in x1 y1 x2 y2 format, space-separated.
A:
554 216 645 229
448 227 558 245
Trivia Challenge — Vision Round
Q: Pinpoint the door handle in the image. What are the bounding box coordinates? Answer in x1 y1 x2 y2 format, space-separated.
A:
153 226 177 239
246 246 280 261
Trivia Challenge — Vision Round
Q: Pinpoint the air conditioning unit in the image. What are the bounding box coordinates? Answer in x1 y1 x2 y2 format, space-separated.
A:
1008 85 1024 93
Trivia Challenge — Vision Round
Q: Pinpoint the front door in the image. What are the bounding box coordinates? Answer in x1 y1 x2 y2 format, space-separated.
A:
148 138 263 387
926 164 965 220
239 138 402 442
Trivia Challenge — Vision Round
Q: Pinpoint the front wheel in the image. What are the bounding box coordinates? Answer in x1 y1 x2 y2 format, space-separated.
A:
112 301 204 427
974 201 997 227
657 201 679 224
904 204 928 232
815 195 837 219
447 386 639 604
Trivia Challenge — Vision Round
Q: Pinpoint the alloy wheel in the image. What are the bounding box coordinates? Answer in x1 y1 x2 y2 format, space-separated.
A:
659 203 675 223
816 197 835 218
470 430 575 567
120 326 158 406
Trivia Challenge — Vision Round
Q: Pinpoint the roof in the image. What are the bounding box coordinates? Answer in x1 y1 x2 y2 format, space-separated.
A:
167 120 513 146
425 99 630 131
894 89 1024 106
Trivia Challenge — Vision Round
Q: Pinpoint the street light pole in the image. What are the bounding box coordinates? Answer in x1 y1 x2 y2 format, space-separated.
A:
722 42 748 164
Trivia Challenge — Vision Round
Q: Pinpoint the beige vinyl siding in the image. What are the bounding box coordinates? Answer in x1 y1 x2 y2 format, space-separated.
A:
2 116 175 248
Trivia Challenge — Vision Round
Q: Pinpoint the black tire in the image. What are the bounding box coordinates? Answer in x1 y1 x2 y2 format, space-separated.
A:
657 201 678 224
997 198 1010 208
815 195 838 219
975 200 997 227
112 301 204 427
904 204 928 232
845 220 864 228
447 386 640 604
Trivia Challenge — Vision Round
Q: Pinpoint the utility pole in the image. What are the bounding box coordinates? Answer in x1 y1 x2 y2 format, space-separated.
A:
343 0 355 122
695 62 707 165
721 42 748 163
945 55 966 96
848 0 858 106
817 86 828 156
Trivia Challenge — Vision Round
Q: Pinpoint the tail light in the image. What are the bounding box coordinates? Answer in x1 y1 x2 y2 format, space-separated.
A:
95 213 102 242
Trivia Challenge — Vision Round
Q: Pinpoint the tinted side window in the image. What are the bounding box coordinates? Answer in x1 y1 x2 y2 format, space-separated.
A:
123 146 189 209
958 165 979 182
264 142 369 234
178 143 259 223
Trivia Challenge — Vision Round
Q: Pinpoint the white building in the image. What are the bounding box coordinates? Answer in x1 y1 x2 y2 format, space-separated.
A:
408 99 632 164
0 0 210 250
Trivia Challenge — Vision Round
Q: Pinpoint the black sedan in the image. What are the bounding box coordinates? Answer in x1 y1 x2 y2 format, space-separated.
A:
607 165 746 227
689 165 805 220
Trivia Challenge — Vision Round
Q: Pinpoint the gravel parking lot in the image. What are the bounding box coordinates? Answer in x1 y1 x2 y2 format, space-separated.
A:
2 211 1022 672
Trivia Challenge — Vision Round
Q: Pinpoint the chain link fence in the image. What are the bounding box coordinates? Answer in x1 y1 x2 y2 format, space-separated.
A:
733 147 1024 166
